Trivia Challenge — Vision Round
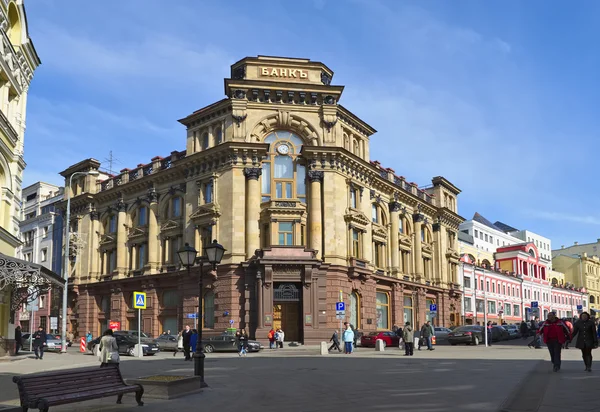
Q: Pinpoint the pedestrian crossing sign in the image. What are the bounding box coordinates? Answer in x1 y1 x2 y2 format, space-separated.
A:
133 291 146 309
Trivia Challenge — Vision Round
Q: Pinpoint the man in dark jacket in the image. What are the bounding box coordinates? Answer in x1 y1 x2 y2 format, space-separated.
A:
14 326 22 355
182 325 193 361
329 330 342 352
418 321 434 351
32 326 47 360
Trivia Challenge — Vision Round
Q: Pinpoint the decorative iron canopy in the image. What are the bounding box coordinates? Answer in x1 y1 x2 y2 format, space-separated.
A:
0 253 65 314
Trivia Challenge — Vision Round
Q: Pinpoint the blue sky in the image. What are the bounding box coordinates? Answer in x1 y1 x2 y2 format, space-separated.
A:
23 0 600 249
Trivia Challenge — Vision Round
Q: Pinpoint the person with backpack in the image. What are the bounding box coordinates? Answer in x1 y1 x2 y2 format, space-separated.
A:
538 312 570 372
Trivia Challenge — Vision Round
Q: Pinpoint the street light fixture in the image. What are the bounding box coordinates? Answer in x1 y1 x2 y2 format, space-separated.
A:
177 239 225 387
61 170 100 353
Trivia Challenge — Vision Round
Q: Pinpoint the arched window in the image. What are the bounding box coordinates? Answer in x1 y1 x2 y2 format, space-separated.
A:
215 127 223 144
349 291 360 328
590 295 596 304
261 131 306 203
7 3 21 46
376 291 390 329
482 259 491 269
203 290 215 328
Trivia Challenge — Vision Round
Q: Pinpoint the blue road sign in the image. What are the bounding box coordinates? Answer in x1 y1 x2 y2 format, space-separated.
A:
531 301 538 308
430 304 437 312
336 302 345 311
229 319 235 325
133 292 146 309
577 305 583 311
186 314 197 319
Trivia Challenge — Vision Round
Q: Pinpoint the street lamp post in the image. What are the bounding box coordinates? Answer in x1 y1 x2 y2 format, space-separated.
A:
61 170 99 353
178 239 225 387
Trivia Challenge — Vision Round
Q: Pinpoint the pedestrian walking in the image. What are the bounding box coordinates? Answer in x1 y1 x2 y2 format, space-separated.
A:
538 312 570 372
238 329 248 356
519 321 528 339
173 331 184 357
99 329 119 368
277 328 285 348
32 326 47 360
402 322 414 356
418 321 434 351
190 329 198 353
343 324 354 354
182 325 193 361
329 330 342 352
486 321 493 346
268 328 276 349
86 331 93 344
14 325 22 355
570 311 598 372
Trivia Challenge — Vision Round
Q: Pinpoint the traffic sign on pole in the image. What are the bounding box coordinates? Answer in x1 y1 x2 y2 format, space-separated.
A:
429 304 437 312
336 302 345 311
133 292 147 309
186 313 198 319
531 301 538 309
229 319 235 325
577 305 583 311
336 314 345 320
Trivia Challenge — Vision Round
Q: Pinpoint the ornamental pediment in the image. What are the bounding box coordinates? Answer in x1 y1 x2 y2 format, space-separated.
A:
99 234 116 245
160 219 181 232
446 248 460 261
344 209 370 227
422 243 433 254
399 234 413 247
128 226 147 239
190 204 221 222
372 226 388 239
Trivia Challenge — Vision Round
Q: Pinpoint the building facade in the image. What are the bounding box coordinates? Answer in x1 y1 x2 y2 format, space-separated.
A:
16 182 64 333
553 253 599 314
60 56 464 342
0 0 40 353
460 237 586 325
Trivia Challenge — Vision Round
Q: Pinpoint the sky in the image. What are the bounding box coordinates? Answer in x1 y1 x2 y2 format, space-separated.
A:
22 0 600 249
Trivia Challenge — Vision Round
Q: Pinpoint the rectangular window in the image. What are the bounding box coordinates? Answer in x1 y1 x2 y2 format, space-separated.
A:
464 297 472 312
373 242 383 268
490 236 493 244
26 193 37 201
476 299 485 313
474 229 478 237
261 224 270 248
43 226 49 238
41 248 47 262
351 229 361 258
372 204 378 223
172 197 182 217
463 276 471 288
505 303 511 316
278 222 294 245
514 305 520 317
109 250 117 272
480 279 484 290
138 243 147 269
109 215 117 233
296 164 306 198
204 181 213 204
488 301 496 314
376 292 389 330
350 187 357 208
492 283 495 293
138 207 147 226
486 281 490 292
261 163 271 202
485 234 488 242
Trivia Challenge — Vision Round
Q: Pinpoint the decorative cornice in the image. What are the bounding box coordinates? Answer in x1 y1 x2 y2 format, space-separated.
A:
243 167 262 181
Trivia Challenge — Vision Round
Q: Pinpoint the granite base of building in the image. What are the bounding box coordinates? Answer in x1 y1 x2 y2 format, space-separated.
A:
73 248 461 342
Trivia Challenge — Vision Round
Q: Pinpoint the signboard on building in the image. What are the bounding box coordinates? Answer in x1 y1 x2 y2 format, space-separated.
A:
109 321 121 331
50 317 58 330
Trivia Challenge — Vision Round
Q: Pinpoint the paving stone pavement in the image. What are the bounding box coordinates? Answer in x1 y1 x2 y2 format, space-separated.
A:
0 342 598 412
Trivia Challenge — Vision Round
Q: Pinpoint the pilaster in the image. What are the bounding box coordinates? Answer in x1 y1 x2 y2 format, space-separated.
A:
147 188 159 271
413 211 424 281
308 170 323 259
389 202 401 275
244 167 261 259
116 198 128 276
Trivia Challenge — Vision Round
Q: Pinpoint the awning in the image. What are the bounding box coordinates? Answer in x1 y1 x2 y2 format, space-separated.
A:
0 253 65 316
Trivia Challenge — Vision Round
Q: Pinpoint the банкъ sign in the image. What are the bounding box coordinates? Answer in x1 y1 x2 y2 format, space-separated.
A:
260 67 308 79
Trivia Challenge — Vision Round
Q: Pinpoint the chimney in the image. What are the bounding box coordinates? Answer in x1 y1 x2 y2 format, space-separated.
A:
574 242 579 246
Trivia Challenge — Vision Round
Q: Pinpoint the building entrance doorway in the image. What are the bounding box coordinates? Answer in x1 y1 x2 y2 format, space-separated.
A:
273 283 302 343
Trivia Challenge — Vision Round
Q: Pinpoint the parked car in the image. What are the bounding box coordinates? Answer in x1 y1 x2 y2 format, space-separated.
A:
503 325 521 340
360 331 400 348
21 333 62 351
491 325 510 342
202 334 262 353
434 327 453 342
88 333 160 356
154 334 179 351
447 326 484 346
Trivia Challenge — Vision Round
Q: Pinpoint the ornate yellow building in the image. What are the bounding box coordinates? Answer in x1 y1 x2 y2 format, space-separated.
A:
553 253 600 313
61 56 463 342
0 0 40 353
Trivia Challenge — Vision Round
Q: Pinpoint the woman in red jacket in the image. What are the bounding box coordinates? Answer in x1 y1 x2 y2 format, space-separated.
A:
538 312 570 372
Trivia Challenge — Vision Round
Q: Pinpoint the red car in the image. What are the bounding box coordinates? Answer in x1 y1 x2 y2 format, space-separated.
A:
360 331 400 348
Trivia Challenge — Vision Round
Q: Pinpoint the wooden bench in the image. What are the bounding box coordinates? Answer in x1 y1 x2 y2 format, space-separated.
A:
12 365 144 412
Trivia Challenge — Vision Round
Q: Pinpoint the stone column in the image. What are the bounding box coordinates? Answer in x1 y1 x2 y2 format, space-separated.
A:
116 199 128 275
147 188 159 271
308 170 324 259
389 202 401 275
243 168 262 259
89 210 100 277
413 211 424 281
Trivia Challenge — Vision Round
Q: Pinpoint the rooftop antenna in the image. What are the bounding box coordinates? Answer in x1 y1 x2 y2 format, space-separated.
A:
103 151 120 175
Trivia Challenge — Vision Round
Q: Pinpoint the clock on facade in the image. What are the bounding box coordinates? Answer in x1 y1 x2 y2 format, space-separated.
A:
277 144 290 155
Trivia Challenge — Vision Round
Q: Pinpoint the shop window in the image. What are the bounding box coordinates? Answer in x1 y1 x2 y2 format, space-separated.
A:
403 296 413 325
349 292 360 328
278 222 294 245
261 131 306 203
376 292 390 330
203 291 215 328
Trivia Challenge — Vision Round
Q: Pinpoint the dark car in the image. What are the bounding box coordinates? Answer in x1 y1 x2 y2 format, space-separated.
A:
202 335 262 353
502 325 521 340
88 333 160 356
360 331 400 348
447 326 484 346
491 325 510 342
154 334 179 351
